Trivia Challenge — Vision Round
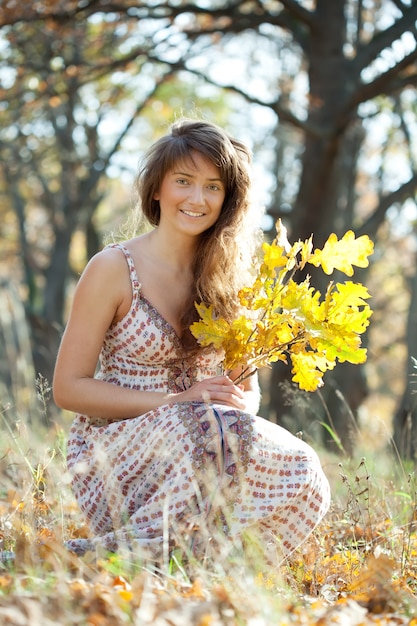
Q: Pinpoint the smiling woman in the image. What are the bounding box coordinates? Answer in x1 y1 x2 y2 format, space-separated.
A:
154 152 226 237
52 118 330 565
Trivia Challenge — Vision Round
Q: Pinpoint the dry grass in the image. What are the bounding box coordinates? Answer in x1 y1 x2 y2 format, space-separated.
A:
1 288 417 624
1 396 417 625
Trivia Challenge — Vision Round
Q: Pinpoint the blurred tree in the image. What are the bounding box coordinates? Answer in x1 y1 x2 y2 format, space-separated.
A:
1 1 417 452
0 15 169 383
135 0 417 453
187 0 417 454
0 12 233 394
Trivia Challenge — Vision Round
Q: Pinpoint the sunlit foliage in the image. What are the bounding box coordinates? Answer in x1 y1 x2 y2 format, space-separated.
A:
191 221 374 391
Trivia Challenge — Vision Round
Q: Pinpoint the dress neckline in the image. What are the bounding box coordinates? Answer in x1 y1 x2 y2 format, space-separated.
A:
108 242 186 348
137 290 185 345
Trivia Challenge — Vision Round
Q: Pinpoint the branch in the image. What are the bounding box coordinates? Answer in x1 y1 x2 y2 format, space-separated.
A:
357 173 417 237
278 0 314 26
352 46 417 105
0 0 155 27
381 72 417 93
0 0 308 30
394 96 417 172
354 5 417 73
145 0 314 31
171 2 311 51
0 0 103 27
80 69 175 198
166 61 319 134
390 0 412 13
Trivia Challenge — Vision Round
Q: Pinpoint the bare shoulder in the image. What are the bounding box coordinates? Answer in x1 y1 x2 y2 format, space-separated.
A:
74 245 133 312
83 245 129 275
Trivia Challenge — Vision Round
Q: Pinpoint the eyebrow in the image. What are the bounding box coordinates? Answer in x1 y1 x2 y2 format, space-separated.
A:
171 170 223 182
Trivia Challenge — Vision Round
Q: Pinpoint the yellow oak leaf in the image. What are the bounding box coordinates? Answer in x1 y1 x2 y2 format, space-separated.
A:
190 303 232 349
299 236 313 268
290 352 333 392
191 223 374 394
281 279 325 324
238 286 270 310
325 283 371 328
308 231 374 276
274 218 291 252
315 333 367 364
261 241 287 271
325 280 371 308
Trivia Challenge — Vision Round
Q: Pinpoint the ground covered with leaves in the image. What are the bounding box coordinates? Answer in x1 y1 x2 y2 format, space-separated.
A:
1 420 417 625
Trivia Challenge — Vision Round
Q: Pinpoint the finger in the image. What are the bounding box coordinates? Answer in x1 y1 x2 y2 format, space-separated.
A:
207 382 239 395
215 375 235 386
210 388 245 404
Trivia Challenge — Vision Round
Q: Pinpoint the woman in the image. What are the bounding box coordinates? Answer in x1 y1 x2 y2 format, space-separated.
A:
53 119 330 562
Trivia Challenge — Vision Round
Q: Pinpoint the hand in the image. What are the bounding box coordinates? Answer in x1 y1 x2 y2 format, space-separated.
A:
175 375 246 410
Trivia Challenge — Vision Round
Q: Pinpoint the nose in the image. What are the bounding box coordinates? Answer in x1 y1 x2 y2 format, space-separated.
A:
189 184 205 205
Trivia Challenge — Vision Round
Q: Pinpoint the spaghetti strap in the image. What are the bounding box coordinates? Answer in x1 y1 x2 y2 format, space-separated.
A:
107 243 141 292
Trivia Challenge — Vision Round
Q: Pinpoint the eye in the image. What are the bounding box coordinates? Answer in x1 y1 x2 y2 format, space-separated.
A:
176 178 189 185
208 183 222 191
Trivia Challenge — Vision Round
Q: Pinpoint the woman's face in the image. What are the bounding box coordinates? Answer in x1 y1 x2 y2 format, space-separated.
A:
154 151 226 237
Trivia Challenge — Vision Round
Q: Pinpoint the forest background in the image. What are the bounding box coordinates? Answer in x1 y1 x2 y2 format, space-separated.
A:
1 1 417 624
1 0 417 455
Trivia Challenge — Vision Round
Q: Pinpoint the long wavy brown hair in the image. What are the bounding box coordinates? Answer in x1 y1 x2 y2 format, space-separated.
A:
135 118 262 347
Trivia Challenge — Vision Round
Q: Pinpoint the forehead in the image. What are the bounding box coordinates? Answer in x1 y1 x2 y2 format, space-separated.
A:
170 151 223 176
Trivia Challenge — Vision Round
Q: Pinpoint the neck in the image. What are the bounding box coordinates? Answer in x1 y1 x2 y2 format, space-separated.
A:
146 227 198 270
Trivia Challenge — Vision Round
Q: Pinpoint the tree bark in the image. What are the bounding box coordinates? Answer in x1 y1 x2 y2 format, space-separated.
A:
291 1 354 243
393 250 417 459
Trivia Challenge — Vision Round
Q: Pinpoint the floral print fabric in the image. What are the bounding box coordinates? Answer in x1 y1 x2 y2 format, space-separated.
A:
66 244 330 560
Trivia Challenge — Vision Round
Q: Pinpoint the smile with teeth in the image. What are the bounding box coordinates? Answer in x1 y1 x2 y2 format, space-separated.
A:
181 209 205 217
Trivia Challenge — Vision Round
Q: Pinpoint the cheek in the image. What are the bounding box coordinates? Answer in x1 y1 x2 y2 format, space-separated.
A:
216 200 225 218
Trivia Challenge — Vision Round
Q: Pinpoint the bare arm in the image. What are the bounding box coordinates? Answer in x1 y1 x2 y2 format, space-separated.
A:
53 248 248 420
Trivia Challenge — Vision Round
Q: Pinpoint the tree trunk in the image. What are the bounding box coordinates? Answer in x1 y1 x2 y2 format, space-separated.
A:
268 1 369 448
393 252 417 459
29 220 74 385
292 0 353 243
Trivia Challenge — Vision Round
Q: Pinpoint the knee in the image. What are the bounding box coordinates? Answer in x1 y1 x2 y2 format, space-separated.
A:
301 450 331 519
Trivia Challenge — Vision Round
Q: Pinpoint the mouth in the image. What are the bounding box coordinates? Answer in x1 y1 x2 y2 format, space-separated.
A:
180 209 205 218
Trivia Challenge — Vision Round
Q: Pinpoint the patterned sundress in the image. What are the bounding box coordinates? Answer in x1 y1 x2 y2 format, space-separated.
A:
66 243 330 562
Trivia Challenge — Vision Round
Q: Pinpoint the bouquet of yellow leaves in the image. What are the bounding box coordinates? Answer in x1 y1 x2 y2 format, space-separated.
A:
190 220 374 392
